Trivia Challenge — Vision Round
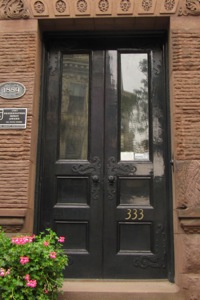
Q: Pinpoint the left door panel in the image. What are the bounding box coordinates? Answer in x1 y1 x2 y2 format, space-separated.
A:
40 43 104 278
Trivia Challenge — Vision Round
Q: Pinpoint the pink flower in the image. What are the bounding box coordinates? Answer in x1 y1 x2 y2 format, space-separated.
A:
43 241 49 246
58 236 65 243
44 289 49 294
20 256 29 265
49 251 56 259
11 235 34 245
0 268 5 277
26 279 37 288
6 269 10 275
24 274 30 281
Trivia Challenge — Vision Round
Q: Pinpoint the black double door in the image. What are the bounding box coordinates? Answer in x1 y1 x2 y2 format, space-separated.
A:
39 34 172 279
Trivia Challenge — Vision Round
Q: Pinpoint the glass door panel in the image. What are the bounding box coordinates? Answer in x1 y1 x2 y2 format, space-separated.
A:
59 54 89 160
120 53 149 161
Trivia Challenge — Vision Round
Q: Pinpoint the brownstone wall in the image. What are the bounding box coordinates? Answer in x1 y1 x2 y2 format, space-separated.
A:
171 17 200 300
0 20 40 233
1 10 200 300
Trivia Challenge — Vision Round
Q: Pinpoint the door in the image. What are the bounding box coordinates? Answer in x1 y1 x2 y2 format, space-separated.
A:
38 33 172 279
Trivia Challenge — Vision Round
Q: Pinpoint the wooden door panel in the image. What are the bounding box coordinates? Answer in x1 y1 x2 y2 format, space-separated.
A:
39 34 171 280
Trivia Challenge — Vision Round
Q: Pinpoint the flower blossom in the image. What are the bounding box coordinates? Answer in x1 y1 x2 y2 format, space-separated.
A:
24 274 30 281
12 235 34 245
0 268 5 277
26 279 37 288
20 256 29 265
44 289 49 294
43 241 49 246
58 236 65 243
0 268 10 277
49 251 56 259
6 269 10 275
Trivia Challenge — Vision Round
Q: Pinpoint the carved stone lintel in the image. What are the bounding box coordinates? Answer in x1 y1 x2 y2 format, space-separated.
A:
0 0 30 19
179 0 200 16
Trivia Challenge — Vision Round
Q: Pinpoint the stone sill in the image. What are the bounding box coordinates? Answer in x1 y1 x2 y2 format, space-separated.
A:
59 280 185 300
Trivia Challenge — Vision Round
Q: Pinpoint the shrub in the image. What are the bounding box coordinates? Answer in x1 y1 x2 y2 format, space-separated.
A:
0 227 68 299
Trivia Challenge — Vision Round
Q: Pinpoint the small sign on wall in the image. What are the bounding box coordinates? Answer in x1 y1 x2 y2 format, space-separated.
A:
0 108 27 129
0 82 26 99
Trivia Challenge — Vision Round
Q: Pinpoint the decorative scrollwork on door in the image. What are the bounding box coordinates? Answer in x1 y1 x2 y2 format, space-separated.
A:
107 156 137 175
133 224 167 269
72 156 101 200
106 157 137 200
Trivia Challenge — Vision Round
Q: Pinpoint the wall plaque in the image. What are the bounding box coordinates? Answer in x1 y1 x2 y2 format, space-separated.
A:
0 82 26 99
0 108 27 129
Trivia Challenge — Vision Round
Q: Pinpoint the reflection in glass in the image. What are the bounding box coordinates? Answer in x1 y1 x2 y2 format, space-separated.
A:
120 178 150 205
59 54 89 160
120 53 149 161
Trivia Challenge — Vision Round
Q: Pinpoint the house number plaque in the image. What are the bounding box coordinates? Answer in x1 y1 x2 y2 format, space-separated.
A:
125 209 144 221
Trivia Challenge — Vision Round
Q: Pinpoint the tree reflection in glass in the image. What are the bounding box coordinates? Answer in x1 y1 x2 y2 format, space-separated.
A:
120 53 149 161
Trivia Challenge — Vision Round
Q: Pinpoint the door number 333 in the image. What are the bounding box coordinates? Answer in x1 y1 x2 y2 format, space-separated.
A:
125 209 144 221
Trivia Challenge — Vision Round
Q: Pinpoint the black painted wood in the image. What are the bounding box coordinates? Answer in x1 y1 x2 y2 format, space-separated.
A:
38 34 171 280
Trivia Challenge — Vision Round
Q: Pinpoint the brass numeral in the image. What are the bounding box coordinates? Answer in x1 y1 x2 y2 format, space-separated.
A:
125 209 144 221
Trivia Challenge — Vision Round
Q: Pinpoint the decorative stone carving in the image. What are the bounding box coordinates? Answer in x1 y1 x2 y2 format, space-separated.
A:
120 0 131 11
96 0 112 15
53 0 70 16
142 0 152 11
30 0 49 16
55 0 67 13
164 0 175 10
138 0 156 14
160 0 179 14
117 0 134 14
34 1 44 13
77 0 87 12
0 0 30 19
75 0 90 15
99 0 109 12
179 0 200 16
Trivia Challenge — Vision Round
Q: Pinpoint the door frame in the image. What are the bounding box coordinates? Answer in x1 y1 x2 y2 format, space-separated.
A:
34 31 174 282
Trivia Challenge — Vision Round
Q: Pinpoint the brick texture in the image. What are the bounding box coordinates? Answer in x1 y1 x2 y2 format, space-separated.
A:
172 31 200 160
0 32 37 210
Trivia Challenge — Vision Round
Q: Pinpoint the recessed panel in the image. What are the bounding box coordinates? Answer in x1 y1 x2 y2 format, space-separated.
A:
55 221 89 252
118 222 151 252
57 177 89 205
119 178 150 205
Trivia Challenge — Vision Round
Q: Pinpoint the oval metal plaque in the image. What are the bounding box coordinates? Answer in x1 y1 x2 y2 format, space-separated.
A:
0 82 26 99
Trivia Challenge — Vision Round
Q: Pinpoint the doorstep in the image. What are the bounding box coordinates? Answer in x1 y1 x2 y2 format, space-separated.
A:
58 280 186 300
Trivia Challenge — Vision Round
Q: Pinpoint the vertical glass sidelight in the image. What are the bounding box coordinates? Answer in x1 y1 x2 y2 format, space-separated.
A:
120 53 149 161
59 54 89 160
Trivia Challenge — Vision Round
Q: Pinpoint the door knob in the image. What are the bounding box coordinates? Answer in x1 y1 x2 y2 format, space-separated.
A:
108 175 115 184
92 175 99 183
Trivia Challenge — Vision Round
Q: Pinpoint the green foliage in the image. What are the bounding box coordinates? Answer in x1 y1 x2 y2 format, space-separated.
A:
0 227 68 299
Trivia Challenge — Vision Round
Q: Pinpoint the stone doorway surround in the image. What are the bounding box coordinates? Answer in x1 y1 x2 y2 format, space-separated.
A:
1 1 200 299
